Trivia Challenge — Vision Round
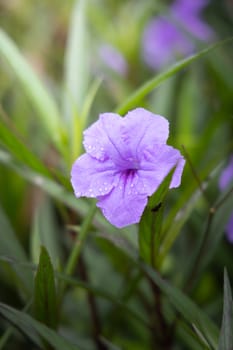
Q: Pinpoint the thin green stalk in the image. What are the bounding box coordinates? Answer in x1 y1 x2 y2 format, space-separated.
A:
65 201 97 277
0 327 13 350
58 201 97 301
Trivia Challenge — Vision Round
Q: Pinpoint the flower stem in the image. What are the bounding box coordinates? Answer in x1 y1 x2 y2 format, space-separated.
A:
65 200 97 277
58 201 97 302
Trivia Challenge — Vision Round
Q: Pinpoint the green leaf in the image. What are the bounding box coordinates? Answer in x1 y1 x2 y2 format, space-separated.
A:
159 157 226 265
158 187 203 265
87 230 220 349
115 38 233 115
30 197 62 267
0 303 80 350
0 254 150 330
141 263 219 349
202 185 233 270
0 204 33 296
0 29 65 153
0 116 51 177
218 269 233 350
138 167 175 266
64 0 89 120
33 246 57 329
94 232 219 349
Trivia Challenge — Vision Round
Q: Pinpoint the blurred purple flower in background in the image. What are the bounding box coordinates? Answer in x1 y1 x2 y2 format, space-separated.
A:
219 156 233 242
71 108 185 228
142 17 194 70
171 0 214 41
142 0 214 70
98 44 128 76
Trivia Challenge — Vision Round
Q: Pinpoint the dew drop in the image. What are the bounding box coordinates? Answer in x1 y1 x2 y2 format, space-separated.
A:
34 176 43 186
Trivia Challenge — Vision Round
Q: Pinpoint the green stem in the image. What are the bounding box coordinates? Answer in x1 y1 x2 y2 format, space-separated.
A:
65 200 97 277
58 201 97 303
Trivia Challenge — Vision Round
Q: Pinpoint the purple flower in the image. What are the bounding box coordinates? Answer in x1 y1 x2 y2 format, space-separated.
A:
142 17 194 70
219 156 233 191
171 0 214 41
142 0 214 70
219 156 233 242
99 44 128 76
71 108 185 228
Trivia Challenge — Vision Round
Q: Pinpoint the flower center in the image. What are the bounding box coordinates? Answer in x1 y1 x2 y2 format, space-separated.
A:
126 157 140 170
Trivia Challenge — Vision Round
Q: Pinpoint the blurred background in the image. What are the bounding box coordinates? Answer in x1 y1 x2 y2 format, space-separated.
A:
0 0 233 349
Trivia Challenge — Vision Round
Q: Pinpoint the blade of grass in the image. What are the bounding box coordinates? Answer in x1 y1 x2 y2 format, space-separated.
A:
0 29 65 154
0 113 51 177
0 303 81 350
0 205 33 296
0 256 150 330
64 0 89 118
115 38 233 115
218 269 233 350
33 247 58 329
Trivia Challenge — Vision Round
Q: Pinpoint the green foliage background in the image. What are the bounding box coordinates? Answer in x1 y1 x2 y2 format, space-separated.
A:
0 0 232 349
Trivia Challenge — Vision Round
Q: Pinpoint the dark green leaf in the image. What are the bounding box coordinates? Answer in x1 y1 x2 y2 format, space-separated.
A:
218 269 233 350
34 246 57 329
0 205 33 296
138 167 175 266
202 185 233 270
141 263 219 349
0 303 80 350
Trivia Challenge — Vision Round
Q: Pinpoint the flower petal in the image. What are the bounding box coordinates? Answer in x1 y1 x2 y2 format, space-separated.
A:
124 108 169 151
96 174 148 228
142 17 194 70
138 144 185 196
219 156 233 191
83 112 130 169
83 113 118 161
71 154 119 197
226 214 233 243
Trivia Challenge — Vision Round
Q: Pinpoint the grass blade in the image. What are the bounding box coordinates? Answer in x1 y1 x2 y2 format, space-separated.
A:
0 29 65 152
0 205 33 296
115 38 233 115
64 0 89 120
0 303 80 350
34 247 57 329
218 269 233 350
0 115 51 177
